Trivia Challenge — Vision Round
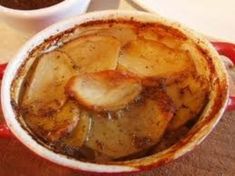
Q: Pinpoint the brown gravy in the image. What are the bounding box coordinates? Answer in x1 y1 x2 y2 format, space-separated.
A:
0 0 64 10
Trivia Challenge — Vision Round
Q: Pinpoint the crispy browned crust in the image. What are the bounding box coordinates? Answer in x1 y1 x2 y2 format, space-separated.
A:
65 70 142 112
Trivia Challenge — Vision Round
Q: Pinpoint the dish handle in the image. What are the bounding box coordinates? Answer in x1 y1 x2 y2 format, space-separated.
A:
212 42 235 111
0 63 12 138
0 42 235 138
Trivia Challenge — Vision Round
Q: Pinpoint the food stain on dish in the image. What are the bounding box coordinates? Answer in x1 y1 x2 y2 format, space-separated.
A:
11 19 211 163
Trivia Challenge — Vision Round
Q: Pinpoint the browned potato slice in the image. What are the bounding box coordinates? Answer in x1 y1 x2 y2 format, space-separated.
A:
79 24 137 46
60 35 121 73
85 90 174 159
21 50 75 116
24 101 80 142
98 26 137 46
118 38 195 77
137 26 186 49
166 74 209 130
63 111 91 148
66 70 142 112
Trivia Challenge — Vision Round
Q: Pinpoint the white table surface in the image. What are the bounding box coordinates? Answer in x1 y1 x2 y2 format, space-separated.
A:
134 0 235 43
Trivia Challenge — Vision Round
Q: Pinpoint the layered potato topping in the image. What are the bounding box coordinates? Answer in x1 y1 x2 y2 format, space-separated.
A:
17 21 209 162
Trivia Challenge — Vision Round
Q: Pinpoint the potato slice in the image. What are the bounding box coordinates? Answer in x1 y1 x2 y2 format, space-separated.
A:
24 101 80 142
63 111 91 148
60 35 121 73
118 38 195 77
137 26 186 49
166 74 209 130
79 24 137 46
85 90 174 159
21 50 75 116
66 70 142 112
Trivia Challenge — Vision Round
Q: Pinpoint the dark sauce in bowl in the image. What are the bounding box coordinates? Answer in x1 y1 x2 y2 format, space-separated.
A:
0 0 64 10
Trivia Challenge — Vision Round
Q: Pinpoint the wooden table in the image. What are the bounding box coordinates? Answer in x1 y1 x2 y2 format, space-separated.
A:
0 0 234 175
